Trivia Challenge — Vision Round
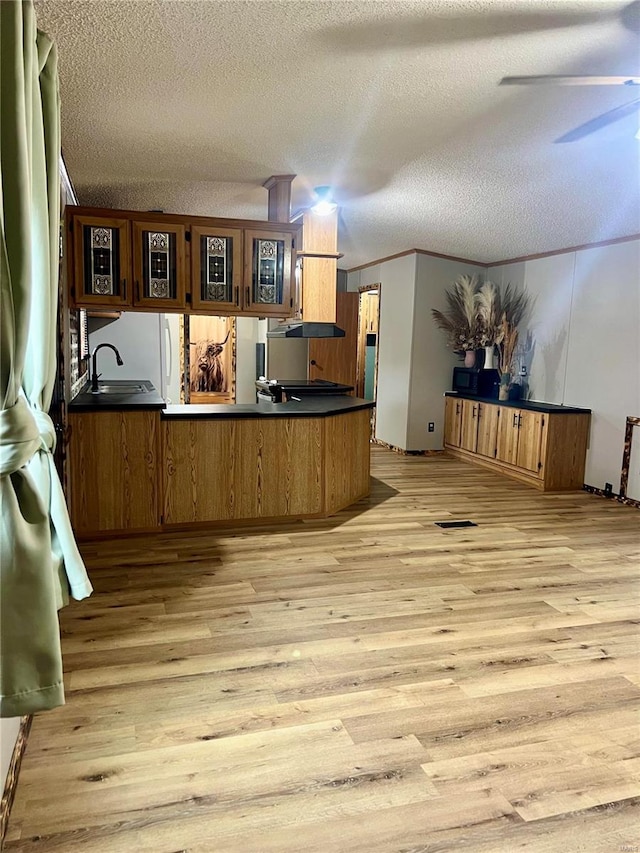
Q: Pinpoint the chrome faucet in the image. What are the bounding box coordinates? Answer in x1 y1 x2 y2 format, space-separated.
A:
91 343 124 392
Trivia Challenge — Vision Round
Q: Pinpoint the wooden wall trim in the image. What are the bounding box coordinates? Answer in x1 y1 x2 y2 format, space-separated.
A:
347 233 640 273
347 247 487 273
0 715 33 846
488 233 640 267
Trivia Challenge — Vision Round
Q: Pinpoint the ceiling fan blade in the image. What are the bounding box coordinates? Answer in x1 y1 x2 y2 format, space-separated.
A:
555 96 640 142
501 75 640 86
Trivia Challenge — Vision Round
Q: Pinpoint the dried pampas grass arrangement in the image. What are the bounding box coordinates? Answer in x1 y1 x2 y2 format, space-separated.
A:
497 314 519 376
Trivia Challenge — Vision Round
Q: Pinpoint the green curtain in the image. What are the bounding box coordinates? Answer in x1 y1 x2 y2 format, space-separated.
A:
1 0 92 717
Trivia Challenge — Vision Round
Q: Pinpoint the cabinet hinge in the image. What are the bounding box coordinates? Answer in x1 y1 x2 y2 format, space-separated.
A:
185 231 191 242
290 297 293 308
541 416 545 427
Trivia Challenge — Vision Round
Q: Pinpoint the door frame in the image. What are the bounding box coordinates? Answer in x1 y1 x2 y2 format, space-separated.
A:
356 283 381 433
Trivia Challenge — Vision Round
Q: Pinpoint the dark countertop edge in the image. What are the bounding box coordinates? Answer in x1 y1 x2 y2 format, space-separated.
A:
162 396 376 419
444 392 591 415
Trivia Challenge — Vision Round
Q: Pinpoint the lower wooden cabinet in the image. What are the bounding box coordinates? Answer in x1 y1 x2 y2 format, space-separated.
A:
68 410 160 533
443 395 590 491
476 402 499 458
444 396 463 446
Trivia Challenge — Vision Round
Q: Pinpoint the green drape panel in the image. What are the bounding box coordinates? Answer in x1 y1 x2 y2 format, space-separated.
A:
1 0 92 718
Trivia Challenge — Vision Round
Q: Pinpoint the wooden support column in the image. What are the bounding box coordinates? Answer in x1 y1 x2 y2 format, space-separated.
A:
263 174 296 223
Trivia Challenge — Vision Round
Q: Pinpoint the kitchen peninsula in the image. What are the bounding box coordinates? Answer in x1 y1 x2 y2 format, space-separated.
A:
68 385 373 537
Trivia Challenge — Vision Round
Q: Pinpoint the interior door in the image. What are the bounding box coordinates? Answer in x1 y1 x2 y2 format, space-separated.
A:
308 291 359 389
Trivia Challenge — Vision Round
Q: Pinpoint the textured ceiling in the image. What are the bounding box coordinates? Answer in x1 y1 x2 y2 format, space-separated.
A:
36 0 640 267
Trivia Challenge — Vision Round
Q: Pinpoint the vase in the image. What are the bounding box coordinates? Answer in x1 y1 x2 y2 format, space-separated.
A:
483 345 495 369
499 372 511 400
464 350 476 368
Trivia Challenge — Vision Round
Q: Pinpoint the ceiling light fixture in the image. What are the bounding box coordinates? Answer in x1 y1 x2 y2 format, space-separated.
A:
310 186 337 215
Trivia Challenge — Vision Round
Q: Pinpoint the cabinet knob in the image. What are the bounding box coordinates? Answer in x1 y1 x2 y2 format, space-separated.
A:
122 279 127 300
513 413 518 428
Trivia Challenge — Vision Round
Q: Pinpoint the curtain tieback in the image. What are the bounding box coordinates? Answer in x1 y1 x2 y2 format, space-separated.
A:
32 409 57 453
0 396 42 477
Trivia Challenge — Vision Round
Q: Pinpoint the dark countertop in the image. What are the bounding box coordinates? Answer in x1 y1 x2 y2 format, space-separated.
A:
162 395 375 419
69 379 166 411
444 392 591 415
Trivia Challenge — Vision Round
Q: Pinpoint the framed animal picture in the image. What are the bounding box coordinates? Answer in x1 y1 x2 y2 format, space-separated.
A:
183 314 236 404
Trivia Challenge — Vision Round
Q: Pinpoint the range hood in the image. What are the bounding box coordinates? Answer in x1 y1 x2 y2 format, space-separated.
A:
266 322 345 338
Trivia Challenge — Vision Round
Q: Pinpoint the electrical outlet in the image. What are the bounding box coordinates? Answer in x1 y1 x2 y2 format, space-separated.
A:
428 422 435 432
604 482 613 496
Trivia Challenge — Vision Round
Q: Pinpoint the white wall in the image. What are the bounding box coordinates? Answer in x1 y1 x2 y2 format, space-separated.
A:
266 320 309 381
88 312 164 392
409 255 483 451
348 254 484 451
489 238 640 492
349 256 417 448
235 317 267 403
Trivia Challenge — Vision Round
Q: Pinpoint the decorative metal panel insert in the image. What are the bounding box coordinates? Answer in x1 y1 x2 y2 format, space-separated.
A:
252 238 284 304
89 227 114 295
142 231 176 299
200 235 232 302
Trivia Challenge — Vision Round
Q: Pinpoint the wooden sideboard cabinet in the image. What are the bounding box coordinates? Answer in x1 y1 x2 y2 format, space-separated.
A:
443 394 591 491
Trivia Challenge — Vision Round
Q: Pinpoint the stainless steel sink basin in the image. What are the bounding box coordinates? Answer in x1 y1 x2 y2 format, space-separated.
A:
93 383 148 394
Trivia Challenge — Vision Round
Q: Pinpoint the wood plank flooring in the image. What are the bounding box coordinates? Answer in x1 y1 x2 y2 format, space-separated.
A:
5 447 640 852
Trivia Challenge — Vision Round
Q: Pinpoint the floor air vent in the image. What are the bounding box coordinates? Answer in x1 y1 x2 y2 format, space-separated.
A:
434 520 477 529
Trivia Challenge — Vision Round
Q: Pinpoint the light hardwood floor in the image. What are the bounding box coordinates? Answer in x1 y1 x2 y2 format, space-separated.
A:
6 447 640 852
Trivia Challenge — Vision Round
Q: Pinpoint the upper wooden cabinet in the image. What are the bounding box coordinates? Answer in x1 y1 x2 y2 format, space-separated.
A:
243 228 295 317
67 206 298 317
291 207 340 323
190 224 242 312
71 214 131 307
132 220 187 310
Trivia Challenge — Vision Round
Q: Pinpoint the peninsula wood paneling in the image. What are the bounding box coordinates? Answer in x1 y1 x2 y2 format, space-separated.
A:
324 408 371 513
68 410 160 533
163 417 324 524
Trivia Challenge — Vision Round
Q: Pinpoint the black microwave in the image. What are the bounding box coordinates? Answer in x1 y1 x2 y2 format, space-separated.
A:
452 367 500 398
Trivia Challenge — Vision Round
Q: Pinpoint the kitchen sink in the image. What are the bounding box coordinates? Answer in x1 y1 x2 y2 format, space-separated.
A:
93 383 149 394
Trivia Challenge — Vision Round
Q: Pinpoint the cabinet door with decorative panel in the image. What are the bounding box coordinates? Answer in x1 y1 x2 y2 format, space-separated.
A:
190 225 242 313
71 215 131 307
476 402 499 457
243 229 294 317
132 221 187 309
